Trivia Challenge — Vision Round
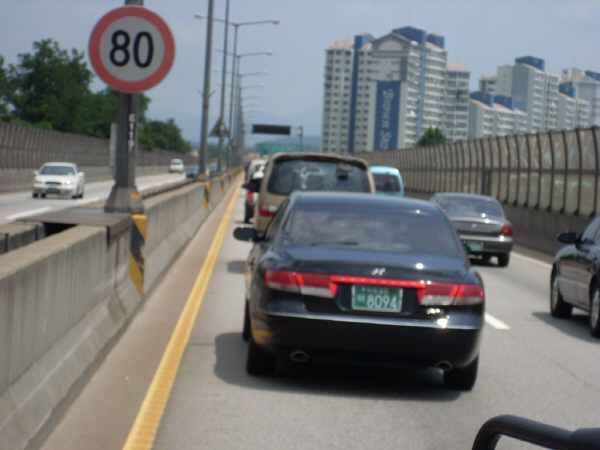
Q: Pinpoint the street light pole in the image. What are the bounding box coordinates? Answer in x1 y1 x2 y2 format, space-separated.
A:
215 0 230 173
194 14 278 167
198 0 214 179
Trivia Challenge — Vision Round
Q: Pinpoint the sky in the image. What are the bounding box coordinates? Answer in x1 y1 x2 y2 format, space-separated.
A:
2 0 600 144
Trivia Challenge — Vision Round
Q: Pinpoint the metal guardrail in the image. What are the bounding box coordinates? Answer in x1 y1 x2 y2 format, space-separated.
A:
472 415 600 450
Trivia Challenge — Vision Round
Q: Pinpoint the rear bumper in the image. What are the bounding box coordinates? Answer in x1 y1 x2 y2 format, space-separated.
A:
33 185 78 195
460 234 513 255
250 305 483 369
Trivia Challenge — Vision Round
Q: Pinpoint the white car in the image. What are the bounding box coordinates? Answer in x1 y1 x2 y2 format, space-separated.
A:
32 162 85 199
169 159 185 173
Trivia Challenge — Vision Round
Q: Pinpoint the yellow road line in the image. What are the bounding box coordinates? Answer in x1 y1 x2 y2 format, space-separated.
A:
122 176 242 450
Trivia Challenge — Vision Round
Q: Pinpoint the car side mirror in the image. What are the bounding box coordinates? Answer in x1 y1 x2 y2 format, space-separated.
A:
233 227 260 242
246 179 261 193
557 231 577 244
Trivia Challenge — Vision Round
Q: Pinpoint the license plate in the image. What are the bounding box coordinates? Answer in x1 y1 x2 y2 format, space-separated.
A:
47 188 59 193
352 286 402 312
464 240 483 252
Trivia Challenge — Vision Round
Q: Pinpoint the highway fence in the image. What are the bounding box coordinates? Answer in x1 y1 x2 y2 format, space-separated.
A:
357 126 600 218
0 122 199 192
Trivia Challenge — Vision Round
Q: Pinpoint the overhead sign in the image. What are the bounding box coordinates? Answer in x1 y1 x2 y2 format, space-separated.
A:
89 6 175 92
252 124 291 135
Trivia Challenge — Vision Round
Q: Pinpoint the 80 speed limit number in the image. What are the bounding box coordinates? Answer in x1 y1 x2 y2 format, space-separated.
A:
89 6 175 92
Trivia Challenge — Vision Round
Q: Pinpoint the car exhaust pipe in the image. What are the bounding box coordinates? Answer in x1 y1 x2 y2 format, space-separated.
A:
289 350 310 363
436 361 453 371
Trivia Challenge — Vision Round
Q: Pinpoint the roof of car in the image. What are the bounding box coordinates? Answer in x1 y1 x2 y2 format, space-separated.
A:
433 192 500 202
369 165 401 175
42 162 77 166
291 191 441 214
268 152 369 166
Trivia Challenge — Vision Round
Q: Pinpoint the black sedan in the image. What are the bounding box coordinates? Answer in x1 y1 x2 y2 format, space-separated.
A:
234 192 485 390
430 192 514 267
550 216 600 337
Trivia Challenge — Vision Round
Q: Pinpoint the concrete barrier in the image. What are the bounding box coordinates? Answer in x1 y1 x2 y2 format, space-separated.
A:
0 171 238 450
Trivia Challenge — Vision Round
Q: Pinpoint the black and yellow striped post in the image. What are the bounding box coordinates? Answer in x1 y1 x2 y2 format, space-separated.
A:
130 213 147 298
204 182 211 210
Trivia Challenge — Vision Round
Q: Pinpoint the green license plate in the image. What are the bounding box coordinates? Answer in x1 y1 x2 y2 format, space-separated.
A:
351 286 402 312
464 240 483 252
47 188 59 193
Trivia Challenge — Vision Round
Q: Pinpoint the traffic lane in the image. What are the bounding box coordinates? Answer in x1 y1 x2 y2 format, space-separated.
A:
154 189 474 450
38 173 233 450
474 254 600 430
0 173 185 224
152 192 600 449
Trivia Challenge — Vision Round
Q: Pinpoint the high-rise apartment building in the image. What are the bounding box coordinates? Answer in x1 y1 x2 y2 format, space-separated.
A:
468 92 527 139
495 56 560 133
479 74 497 94
560 68 600 126
321 26 469 154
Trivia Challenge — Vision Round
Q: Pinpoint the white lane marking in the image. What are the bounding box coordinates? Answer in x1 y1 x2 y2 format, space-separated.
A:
512 251 552 269
75 197 101 205
7 207 52 220
485 313 511 330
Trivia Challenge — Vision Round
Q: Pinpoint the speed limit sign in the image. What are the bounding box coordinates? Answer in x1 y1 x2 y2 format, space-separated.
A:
89 6 175 92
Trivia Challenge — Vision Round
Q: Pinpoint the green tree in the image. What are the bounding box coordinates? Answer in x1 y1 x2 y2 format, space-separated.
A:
417 127 447 146
0 56 8 118
139 118 191 153
4 39 92 133
1 39 188 150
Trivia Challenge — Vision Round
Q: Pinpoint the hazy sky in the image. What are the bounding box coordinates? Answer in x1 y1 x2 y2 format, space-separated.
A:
2 0 600 142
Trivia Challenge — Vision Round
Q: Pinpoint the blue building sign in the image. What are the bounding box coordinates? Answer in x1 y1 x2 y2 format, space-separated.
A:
373 81 400 151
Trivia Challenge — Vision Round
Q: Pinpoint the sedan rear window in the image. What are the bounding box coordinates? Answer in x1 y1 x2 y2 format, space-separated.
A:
267 159 370 195
373 173 401 193
39 165 75 175
286 207 461 256
439 197 504 218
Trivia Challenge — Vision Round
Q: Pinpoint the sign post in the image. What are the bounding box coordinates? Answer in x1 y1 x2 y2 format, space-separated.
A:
89 2 175 213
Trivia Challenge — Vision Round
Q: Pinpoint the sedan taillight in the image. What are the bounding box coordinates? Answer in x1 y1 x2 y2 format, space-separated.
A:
420 282 484 305
501 223 514 236
266 271 336 298
265 270 484 305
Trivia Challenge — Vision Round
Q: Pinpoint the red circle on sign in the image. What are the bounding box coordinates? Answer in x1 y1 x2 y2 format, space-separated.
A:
89 6 175 92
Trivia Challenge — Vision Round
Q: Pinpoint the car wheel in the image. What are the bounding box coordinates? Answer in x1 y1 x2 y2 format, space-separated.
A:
497 253 510 267
443 356 478 391
40 193 46 198
32 193 38 198
550 272 573 318
246 334 276 376
589 284 600 338
242 301 250 342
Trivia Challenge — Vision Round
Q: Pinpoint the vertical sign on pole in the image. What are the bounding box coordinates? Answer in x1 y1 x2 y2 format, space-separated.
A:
89 5 175 213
